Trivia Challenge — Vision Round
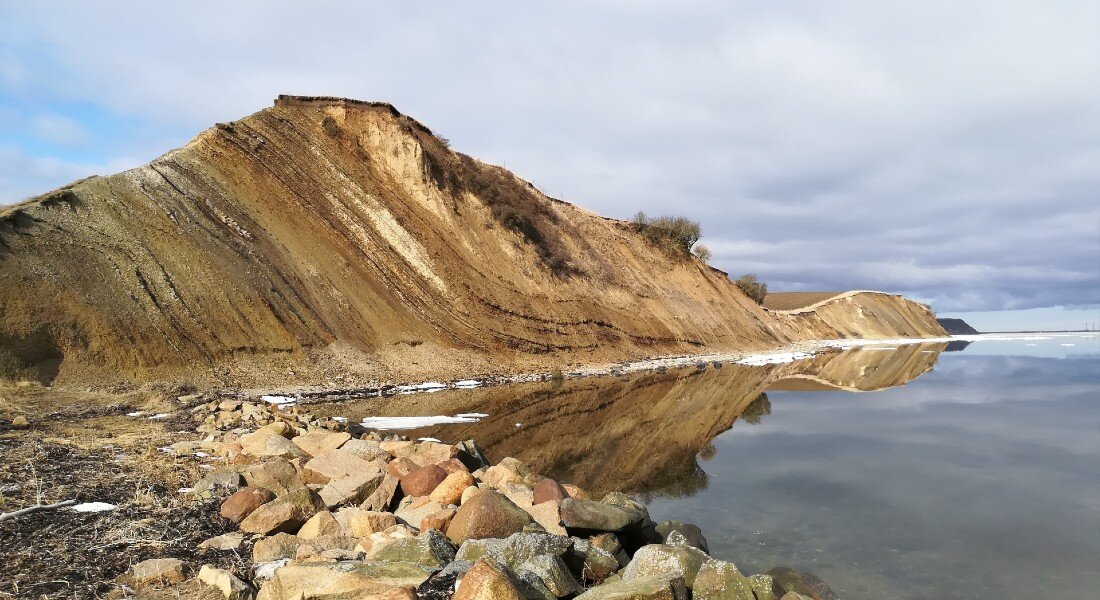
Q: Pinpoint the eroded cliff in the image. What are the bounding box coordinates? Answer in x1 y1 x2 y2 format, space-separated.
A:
0 96 945 386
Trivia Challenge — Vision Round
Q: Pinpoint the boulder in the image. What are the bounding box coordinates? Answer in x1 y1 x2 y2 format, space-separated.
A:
387 457 420 478
574 575 688 599
193 471 245 499
349 510 398 537
128 558 187 586
198 564 253 600
420 508 456 533
437 458 470 474
294 536 360 561
693 559 754 600
524 501 566 536
780 593 814 600
533 478 568 505
748 575 776 600
241 432 307 460
242 459 304 496
498 482 535 508
589 533 630 567
221 487 276 524
516 553 583 598
360 474 401 512
370 529 456 568
199 532 247 551
481 457 536 488
253 533 300 562
239 487 323 535
340 438 391 462
446 490 533 544
255 562 418 600
400 463 449 497
766 567 837 600
297 510 341 539
380 439 416 457
655 521 709 554
394 497 445 528
303 449 382 482
319 472 384 508
460 485 481 505
406 441 459 467
453 559 524 600
430 470 475 505
292 429 351 457
455 532 572 570
565 539 621 582
560 499 642 533
622 544 708 588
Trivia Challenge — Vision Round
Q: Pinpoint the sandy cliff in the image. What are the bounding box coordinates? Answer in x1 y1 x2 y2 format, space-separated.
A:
0 96 945 386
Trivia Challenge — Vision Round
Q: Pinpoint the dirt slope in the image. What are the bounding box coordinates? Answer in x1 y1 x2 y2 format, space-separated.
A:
0 96 944 386
767 291 947 340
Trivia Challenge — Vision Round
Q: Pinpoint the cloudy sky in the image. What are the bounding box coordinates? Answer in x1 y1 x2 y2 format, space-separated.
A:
2 1 1097 329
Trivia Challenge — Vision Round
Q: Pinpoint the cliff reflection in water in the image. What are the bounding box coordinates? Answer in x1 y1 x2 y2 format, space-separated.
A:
318 343 947 498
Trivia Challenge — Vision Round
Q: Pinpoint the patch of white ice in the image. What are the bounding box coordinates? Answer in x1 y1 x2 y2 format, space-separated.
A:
261 395 297 406
126 411 145 417
453 380 482 388
147 413 171 420
736 351 815 366
72 502 116 513
417 437 442 443
359 413 486 430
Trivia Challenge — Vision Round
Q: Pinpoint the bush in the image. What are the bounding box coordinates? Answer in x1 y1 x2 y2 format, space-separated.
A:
735 274 767 304
632 212 702 255
693 244 712 262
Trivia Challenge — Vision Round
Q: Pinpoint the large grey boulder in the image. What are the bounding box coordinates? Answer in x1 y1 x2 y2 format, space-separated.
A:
516 553 583 599
693 559 755 600
621 543 709 588
574 575 689 599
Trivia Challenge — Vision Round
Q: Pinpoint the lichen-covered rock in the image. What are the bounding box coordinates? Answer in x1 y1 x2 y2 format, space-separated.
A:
340 438 391 462
242 459 304 496
446 490 533 543
456 532 573 570
252 533 300 562
292 429 351 457
748 574 776 600
574 575 688 599
420 507 456 532
239 487 323 534
371 529 456 568
255 562 418 600
655 521 709 554
622 544 708 588
220 487 276 524
193 471 245 499
565 538 621 582
128 558 187 586
559 498 642 533
516 553 583 598
693 559 754 600
198 532 247 551
766 567 837 600
453 559 524 600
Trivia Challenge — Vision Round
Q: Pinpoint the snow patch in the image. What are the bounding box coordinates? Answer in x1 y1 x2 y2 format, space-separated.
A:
417 437 442 443
72 502 116 513
360 413 486 430
736 351 815 366
261 395 296 406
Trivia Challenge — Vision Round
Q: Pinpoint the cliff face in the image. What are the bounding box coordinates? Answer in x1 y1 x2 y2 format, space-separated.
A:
936 318 979 335
0 96 945 386
767 291 948 340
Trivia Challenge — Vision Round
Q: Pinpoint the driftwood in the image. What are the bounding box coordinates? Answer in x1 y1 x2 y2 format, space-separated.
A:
0 499 76 522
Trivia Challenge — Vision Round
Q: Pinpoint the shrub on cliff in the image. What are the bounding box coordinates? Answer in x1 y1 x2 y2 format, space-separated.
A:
632 212 702 255
735 274 767 305
693 244 712 262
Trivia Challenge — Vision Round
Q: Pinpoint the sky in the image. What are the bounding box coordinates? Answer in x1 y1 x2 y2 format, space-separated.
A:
1 1 1098 330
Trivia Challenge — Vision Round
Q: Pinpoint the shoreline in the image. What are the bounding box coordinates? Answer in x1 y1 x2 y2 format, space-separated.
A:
240 332 1089 406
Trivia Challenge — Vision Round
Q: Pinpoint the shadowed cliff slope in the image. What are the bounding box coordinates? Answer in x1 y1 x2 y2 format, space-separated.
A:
0 96 944 386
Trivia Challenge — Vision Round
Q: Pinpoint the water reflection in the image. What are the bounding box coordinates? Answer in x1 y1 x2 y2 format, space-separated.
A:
316 343 947 497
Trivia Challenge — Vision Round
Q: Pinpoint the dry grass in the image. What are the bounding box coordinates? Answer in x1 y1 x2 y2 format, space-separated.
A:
762 291 846 311
0 385 246 599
